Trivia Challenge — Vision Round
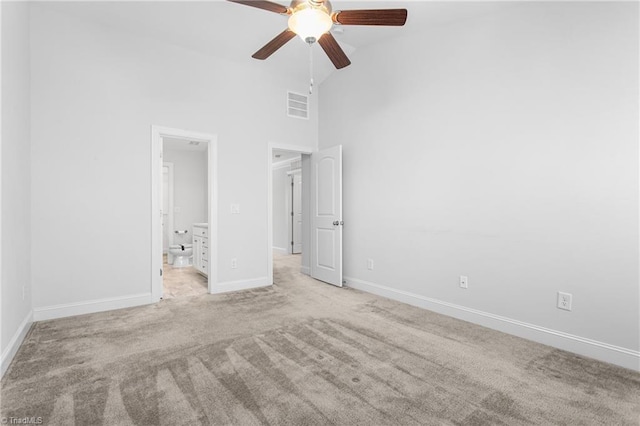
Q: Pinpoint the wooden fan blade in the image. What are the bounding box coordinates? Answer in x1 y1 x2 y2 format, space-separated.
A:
227 0 289 15
318 33 351 69
252 29 296 60
332 9 408 26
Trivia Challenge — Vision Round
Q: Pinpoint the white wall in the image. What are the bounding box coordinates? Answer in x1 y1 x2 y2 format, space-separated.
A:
163 148 207 247
319 2 639 368
29 6 317 314
1 1 32 376
272 163 290 254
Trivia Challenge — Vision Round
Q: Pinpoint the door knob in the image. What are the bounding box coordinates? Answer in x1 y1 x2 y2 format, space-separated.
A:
333 221 340 226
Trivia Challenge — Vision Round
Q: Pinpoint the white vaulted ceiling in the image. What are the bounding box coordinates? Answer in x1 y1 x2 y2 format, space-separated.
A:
34 1 513 84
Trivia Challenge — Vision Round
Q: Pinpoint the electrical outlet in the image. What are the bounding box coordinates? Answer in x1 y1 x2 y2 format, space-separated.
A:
557 292 572 311
459 276 468 289
231 258 237 269
367 259 374 270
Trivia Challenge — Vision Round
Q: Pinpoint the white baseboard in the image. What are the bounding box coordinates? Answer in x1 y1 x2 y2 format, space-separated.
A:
272 247 288 255
344 276 640 372
212 277 270 294
1 310 33 379
33 293 153 322
300 266 310 276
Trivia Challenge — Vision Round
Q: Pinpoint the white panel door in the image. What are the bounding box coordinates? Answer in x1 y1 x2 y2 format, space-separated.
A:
311 145 343 287
293 173 303 254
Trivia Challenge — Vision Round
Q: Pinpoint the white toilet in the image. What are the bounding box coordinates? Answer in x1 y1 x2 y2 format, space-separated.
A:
169 244 193 267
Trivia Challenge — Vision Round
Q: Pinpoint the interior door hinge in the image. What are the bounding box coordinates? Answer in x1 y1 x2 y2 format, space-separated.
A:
160 268 163 276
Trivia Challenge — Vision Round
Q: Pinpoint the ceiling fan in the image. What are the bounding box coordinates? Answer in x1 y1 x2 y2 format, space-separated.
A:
228 0 408 69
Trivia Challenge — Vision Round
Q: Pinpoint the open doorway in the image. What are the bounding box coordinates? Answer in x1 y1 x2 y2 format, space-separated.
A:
272 150 301 256
268 144 343 288
151 126 218 302
272 151 304 281
160 137 208 299
268 144 312 285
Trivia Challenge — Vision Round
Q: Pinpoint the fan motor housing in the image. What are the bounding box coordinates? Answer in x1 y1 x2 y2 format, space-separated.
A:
290 0 332 14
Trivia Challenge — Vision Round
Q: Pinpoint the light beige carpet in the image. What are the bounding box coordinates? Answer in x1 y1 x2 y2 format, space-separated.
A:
1 254 639 425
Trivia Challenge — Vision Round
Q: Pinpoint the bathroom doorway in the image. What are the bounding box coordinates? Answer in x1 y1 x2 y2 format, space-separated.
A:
151 126 218 302
161 138 208 299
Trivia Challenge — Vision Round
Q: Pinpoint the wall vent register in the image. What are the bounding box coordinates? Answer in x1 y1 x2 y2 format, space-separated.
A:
287 91 309 120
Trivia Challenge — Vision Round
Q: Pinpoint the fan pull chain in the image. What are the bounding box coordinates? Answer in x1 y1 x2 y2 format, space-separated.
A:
308 41 314 95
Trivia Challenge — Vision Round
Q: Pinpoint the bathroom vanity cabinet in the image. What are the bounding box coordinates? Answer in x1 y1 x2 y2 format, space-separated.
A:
192 224 208 277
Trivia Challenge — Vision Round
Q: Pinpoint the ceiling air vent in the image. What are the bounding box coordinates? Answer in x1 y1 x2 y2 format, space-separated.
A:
287 91 309 120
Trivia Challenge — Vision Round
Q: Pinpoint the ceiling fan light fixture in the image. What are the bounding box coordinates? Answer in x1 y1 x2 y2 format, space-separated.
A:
288 6 332 43
228 0 407 70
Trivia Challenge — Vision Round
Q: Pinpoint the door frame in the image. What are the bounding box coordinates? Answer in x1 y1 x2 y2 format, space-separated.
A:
287 170 302 255
162 162 175 261
267 143 313 285
151 126 218 302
